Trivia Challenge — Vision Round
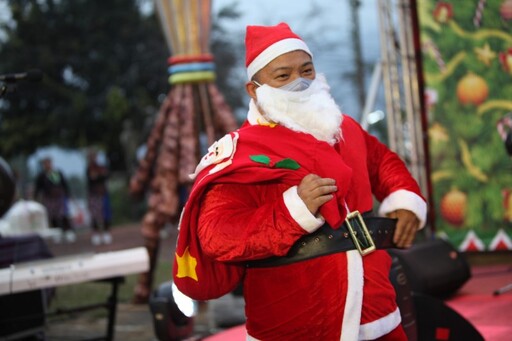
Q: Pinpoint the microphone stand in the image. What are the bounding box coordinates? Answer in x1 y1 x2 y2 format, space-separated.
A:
0 81 17 98
0 84 7 98
494 283 512 296
1 70 42 98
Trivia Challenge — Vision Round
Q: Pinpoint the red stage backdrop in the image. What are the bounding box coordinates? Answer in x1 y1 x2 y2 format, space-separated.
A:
418 0 512 251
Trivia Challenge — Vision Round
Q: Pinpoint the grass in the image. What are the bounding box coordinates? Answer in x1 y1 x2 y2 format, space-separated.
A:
46 259 173 320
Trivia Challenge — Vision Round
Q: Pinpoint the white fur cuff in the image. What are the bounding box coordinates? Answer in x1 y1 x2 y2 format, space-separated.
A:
283 186 324 232
378 189 427 228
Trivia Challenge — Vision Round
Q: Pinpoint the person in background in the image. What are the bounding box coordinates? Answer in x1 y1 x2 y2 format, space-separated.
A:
86 150 113 245
34 157 75 243
174 22 427 340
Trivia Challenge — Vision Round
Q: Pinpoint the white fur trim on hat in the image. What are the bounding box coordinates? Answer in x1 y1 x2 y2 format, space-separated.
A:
283 186 325 233
247 38 312 80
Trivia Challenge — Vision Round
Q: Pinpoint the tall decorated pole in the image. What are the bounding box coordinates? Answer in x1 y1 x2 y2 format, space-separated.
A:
130 0 238 303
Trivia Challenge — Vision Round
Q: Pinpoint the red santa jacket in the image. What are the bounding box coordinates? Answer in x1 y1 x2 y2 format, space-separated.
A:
174 116 424 340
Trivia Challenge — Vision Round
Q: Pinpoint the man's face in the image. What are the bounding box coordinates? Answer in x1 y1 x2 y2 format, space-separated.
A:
246 50 315 100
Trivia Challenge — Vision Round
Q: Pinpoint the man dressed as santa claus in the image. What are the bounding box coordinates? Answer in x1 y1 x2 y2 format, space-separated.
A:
173 22 427 340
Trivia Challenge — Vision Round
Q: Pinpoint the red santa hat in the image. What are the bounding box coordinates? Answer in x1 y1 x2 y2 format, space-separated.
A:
245 22 313 80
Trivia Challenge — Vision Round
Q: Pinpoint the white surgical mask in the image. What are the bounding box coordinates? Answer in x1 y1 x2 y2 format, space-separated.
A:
252 77 314 92
279 77 313 92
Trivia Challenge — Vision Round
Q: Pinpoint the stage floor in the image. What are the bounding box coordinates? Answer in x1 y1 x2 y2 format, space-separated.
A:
446 264 512 341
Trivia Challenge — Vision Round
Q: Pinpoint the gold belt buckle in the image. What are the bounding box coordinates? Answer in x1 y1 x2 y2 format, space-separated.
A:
345 210 376 256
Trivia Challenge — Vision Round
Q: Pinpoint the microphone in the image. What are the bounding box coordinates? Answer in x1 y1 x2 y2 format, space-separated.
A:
0 69 43 82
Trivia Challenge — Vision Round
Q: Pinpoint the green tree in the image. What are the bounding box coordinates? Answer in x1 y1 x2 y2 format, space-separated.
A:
420 0 512 247
0 0 169 170
0 0 245 171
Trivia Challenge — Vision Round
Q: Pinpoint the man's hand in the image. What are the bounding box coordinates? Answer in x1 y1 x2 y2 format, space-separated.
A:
387 209 420 248
297 174 337 215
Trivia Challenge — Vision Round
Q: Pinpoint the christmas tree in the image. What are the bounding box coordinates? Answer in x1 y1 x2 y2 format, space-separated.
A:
419 0 512 251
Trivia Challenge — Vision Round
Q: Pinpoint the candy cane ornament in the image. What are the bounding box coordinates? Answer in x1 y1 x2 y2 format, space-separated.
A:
424 40 446 72
473 0 486 28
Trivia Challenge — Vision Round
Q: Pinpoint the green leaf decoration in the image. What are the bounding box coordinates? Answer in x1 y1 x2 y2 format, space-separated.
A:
275 158 300 170
250 155 271 165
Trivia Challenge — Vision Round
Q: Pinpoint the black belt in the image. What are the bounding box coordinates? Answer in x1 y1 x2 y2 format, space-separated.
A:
246 211 398 268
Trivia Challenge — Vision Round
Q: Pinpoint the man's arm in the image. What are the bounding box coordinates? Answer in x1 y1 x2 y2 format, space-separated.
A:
361 126 427 247
197 182 316 262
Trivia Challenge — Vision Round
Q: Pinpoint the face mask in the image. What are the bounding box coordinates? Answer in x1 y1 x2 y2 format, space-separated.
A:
252 77 314 92
279 77 313 92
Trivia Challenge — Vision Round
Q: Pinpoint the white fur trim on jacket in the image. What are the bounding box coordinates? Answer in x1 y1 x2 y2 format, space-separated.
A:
340 250 364 341
283 186 324 233
359 307 402 340
378 189 427 229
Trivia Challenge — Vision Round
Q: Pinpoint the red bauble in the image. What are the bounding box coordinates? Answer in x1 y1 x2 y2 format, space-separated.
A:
440 189 467 227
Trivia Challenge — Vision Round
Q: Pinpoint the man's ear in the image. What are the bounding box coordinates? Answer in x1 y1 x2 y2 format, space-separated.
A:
246 81 258 101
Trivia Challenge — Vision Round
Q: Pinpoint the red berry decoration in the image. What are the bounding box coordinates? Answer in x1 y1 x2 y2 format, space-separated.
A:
499 48 512 74
433 2 453 23
501 0 512 21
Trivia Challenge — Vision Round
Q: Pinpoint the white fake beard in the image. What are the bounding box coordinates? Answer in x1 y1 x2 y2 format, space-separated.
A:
255 74 343 145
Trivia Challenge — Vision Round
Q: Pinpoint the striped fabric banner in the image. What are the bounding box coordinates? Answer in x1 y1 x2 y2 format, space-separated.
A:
155 0 215 84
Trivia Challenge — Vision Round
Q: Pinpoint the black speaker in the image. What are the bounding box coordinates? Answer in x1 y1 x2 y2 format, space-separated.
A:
389 255 418 341
413 293 484 341
388 238 471 298
0 290 46 339
0 235 53 339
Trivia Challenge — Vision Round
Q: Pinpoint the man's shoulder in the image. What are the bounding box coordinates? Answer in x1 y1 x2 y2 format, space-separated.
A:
340 114 366 135
341 114 359 127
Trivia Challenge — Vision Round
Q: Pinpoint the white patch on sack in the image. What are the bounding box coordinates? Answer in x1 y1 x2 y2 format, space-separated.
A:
189 132 239 180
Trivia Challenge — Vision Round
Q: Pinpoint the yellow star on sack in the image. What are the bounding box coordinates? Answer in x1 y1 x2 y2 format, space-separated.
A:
474 43 496 66
175 246 198 281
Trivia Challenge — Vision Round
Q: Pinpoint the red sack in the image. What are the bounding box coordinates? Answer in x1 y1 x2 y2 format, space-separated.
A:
173 126 352 300
173 132 245 300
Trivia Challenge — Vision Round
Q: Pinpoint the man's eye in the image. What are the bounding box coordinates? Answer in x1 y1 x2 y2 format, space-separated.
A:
302 68 313 74
276 74 289 80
